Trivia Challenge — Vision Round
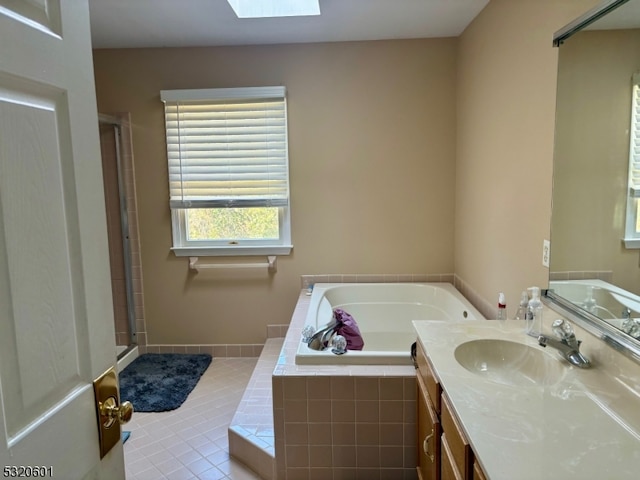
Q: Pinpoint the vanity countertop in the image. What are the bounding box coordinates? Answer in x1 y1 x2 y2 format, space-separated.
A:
413 320 640 480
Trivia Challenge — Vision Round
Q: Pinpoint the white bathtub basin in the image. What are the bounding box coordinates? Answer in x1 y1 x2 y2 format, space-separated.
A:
295 282 484 365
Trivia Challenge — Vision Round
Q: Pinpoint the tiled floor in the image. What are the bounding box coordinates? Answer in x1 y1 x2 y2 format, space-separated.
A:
123 357 264 480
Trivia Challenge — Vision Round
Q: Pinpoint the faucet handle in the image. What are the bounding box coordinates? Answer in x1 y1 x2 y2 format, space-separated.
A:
552 319 575 340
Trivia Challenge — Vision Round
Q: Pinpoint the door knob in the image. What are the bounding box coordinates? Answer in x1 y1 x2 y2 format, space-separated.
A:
100 396 133 428
93 366 134 458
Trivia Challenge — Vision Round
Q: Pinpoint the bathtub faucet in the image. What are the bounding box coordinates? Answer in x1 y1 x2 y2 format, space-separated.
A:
307 320 337 351
537 319 591 369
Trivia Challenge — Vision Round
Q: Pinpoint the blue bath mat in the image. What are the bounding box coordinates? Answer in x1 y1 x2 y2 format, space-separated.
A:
119 353 212 412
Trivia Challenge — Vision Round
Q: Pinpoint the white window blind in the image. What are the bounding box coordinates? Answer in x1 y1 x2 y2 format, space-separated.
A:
161 87 289 209
630 76 640 198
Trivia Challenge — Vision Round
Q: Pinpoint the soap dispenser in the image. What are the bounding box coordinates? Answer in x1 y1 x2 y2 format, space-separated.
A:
514 290 528 320
525 286 543 336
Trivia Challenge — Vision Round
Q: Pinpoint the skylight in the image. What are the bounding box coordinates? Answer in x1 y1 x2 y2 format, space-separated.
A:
227 0 320 19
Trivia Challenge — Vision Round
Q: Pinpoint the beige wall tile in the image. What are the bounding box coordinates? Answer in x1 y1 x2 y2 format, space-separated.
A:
355 423 379 446
356 446 380 468
355 400 379 423
379 378 404 400
330 377 355 400
284 423 309 446
308 446 332 468
331 423 355 446
307 423 332 446
307 400 331 423
355 377 379 400
331 446 356 468
285 445 309 468
283 377 307 400
331 400 355 422
307 377 331 400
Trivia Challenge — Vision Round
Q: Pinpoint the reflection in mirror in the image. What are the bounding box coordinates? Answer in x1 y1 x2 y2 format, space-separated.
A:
547 0 640 360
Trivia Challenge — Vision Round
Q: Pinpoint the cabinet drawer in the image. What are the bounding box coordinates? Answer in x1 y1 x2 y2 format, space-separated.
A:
441 393 472 478
416 340 441 414
441 433 463 480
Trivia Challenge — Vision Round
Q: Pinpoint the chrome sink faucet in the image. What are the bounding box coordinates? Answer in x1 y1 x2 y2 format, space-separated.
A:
537 319 591 369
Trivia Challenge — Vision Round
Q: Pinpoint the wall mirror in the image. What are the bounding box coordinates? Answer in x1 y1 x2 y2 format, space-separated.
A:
545 0 640 362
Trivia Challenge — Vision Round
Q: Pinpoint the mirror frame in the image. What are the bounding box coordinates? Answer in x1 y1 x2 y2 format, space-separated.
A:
544 0 640 365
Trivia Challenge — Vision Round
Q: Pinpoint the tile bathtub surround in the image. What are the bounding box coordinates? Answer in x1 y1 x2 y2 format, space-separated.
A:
141 325 286 357
274 375 417 479
267 325 290 339
300 273 455 290
144 344 265 357
273 290 418 480
454 274 494 320
549 270 613 282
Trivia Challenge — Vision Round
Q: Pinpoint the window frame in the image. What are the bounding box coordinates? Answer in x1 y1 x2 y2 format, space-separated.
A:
161 86 293 257
170 207 292 257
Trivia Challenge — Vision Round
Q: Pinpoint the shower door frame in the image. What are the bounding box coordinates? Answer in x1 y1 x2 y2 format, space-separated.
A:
99 114 137 353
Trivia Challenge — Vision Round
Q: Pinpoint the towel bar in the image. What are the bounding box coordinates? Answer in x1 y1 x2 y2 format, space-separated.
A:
189 256 277 273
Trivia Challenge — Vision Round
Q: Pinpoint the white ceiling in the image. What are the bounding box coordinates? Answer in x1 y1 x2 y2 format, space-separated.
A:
89 0 490 49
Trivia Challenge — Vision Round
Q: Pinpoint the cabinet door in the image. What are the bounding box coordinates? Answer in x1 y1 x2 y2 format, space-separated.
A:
442 393 473 479
473 461 488 480
417 375 441 480
416 341 441 414
441 434 463 480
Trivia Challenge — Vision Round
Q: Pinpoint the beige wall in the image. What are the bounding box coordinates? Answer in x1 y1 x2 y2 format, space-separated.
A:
454 0 600 317
94 0 605 343
93 39 458 345
553 29 640 296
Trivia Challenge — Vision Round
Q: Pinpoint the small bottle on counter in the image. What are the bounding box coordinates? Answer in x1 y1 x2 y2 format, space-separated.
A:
514 290 528 320
497 292 507 320
525 286 543 336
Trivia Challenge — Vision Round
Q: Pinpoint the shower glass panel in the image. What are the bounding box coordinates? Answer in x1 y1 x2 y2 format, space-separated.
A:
99 114 137 358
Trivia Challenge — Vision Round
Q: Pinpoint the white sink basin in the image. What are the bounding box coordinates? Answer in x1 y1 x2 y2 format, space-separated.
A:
454 339 565 387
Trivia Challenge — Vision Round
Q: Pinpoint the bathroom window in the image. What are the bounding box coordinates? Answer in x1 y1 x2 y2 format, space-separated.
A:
161 87 292 256
624 75 640 248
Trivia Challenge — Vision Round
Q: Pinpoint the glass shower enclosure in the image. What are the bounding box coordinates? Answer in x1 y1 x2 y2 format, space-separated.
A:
98 113 140 359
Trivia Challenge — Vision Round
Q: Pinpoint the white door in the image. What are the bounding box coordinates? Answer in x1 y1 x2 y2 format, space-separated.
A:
0 1 125 478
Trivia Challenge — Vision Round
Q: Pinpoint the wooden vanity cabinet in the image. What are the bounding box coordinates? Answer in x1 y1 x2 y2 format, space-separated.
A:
473 461 488 480
441 433 463 480
416 341 441 414
416 340 488 480
441 393 472 479
417 373 440 480
416 341 441 480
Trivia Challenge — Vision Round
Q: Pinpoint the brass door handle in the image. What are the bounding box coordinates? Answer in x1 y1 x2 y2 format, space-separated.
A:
94 367 134 458
423 429 435 462
100 396 133 428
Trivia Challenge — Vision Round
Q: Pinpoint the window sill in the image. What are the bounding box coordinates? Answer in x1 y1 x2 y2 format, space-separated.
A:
171 245 293 257
623 238 640 249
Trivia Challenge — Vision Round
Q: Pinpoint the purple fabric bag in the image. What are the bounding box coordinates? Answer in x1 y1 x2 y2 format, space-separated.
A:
333 308 365 351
